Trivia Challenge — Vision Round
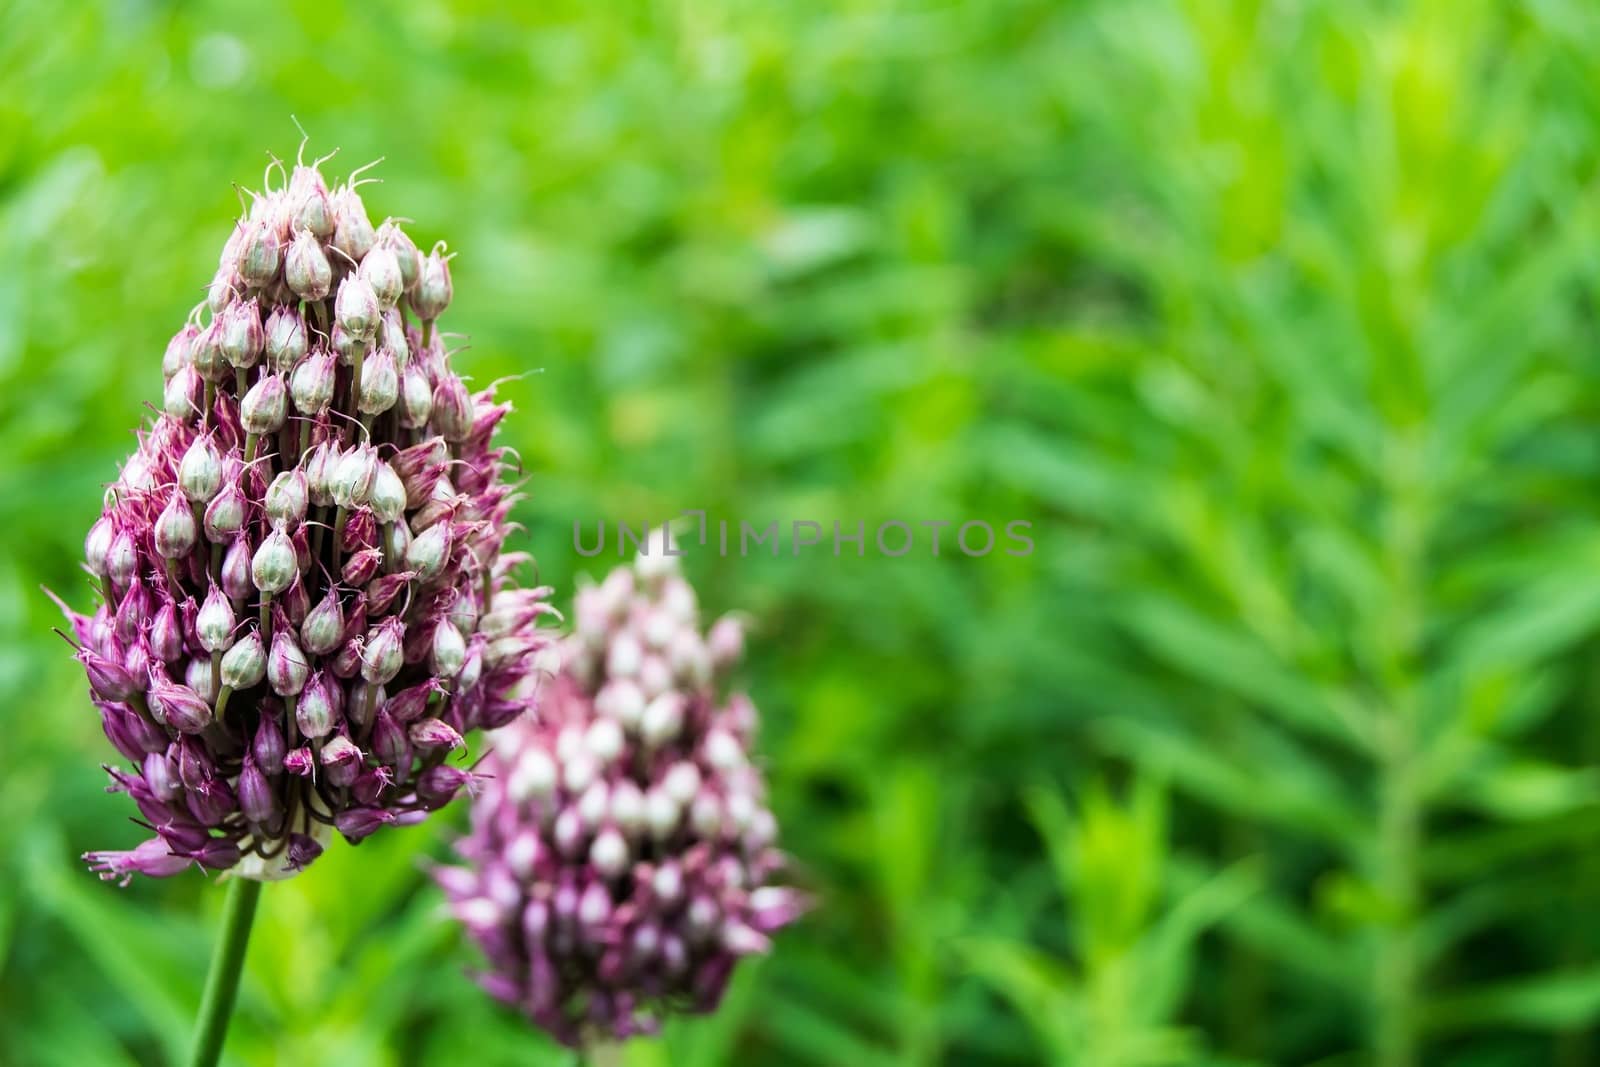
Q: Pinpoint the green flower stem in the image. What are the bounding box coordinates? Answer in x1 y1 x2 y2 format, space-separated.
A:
188 876 263 1067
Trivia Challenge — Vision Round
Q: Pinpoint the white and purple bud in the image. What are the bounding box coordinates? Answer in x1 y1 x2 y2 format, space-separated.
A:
154 489 198 560
264 305 309 373
335 275 381 341
220 628 267 690
241 373 288 435
218 298 265 369
204 482 249 542
360 618 406 686
251 528 298 595
359 244 405 309
331 185 376 263
358 346 399 415
301 589 345 655
265 469 308 529
196 586 236 653
179 435 224 503
268 629 310 697
411 245 453 321
290 349 337 415
285 230 333 301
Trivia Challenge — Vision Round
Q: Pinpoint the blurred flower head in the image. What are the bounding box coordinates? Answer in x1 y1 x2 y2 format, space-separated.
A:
65 147 556 883
438 541 805 1046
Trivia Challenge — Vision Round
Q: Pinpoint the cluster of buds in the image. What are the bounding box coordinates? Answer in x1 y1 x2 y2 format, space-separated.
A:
64 147 557 882
437 547 804 1045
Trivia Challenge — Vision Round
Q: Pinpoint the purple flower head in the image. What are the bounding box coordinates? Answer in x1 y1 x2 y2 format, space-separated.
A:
65 150 556 882
438 548 805 1046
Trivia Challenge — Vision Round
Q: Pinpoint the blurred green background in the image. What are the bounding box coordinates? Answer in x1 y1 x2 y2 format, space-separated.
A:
8 0 1600 1064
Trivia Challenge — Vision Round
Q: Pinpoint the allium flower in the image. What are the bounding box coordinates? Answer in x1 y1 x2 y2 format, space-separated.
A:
64 150 556 883
438 546 805 1046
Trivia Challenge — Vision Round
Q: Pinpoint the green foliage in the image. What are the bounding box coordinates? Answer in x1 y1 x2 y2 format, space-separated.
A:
5 0 1600 1064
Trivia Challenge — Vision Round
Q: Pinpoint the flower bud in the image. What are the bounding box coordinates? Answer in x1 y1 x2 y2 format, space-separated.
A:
196 586 236 653
191 322 227 383
265 468 308 528
179 435 224 503
431 619 467 678
397 363 433 429
409 717 464 751
361 618 406 686
321 733 363 788
204 482 248 541
154 489 198 560
252 528 298 595
284 747 316 776
290 166 335 237
358 346 399 415
301 590 345 655
219 298 264 369
268 628 310 696
220 536 254 601
332 186 376 263
590 828 629 878
377 221 421 290
369 462 406 525
330 444 379 508
150 676 214 734
290 349 337 415
303 439 337 506
253 713 287 773
164 324 198 381
359 244 405 309
238 756 276 825
342 547 383 586
417 765 474 810
380 306 409 363
411 246 453 321
165 364 202 421
220 629 266 689
405 520 453 579
241 373 288 435
372 709 412 769
297 671 340 738
335 275 380 341
285 230 333 301
238 220 281 288
85 516 115 576
185 655 220 703
264 306 309 373
151 601 184 663
143 751 182 801
335 807 397 842
431 373 472 442
80 648 138 702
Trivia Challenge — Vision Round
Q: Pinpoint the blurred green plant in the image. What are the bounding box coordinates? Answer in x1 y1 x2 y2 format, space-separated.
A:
963 780 1256 1067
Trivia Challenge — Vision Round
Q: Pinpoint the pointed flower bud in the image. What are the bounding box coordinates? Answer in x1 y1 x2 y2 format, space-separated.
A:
154 489 198 560
264 305 309 373
251 528 298 595
220 628 267 690
264 468 308 529
411 244 453 321
179 435 224 503
196 586 235 653
241 373 288 435
290 349 337 415
359 244 405 309
335 275 380 341
285 229 332 301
